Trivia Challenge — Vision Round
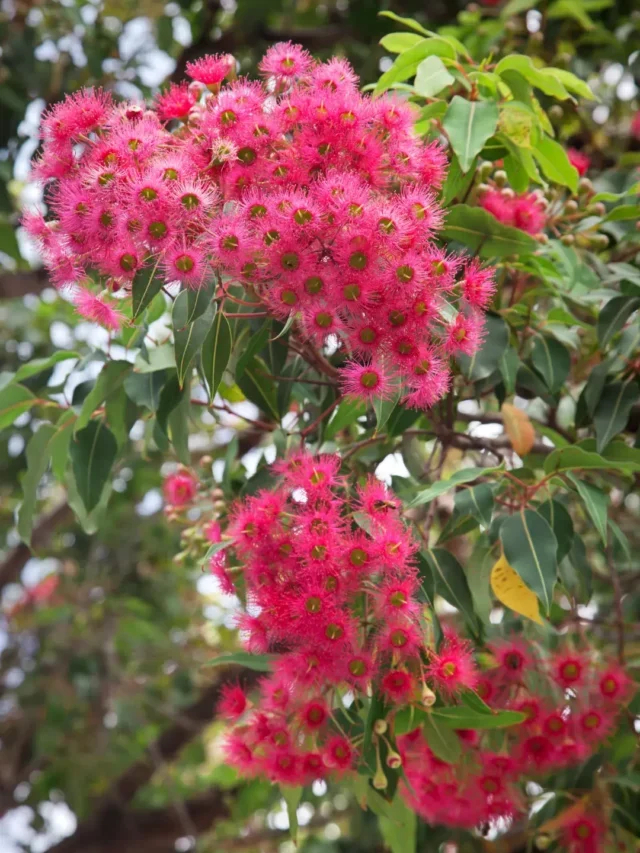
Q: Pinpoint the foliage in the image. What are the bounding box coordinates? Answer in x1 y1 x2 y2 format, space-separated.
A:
1 1 640 853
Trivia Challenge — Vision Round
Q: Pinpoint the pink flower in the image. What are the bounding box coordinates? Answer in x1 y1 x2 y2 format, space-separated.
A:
427 639 478 695
155 83 196 122
74 287 123 331
567 147 590 176
339 360 394 402
185 53 235 86
631 110 640 140
259 42 313 82
163 471 198 507
218 684 249 721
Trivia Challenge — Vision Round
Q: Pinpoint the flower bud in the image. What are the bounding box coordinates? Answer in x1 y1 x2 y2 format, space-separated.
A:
588 202 606 217
386 749 403 769
494 170 507 188
561 234 575 246
578 177 594 195
199 455 213 467
373 719 388 735
564 200 578 214
422 684 436 707
373 766 388 790
479 161 493 180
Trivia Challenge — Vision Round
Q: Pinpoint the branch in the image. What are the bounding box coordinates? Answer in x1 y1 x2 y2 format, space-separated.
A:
45 665 262 853
0 269 50 299
0 501 72 594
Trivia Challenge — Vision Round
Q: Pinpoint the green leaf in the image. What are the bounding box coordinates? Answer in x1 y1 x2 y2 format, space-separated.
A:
75 360 132 434
204 651 275 671
544 443 640 475
423 715 461 763
281 786 302 844
203 539 234 566
430 707 526 729
132 266 164 319
14 352 79 382
593 382 639 452
202 311 233 401
186 281 214 323
0 383 36 429
419 549 479 633
442 97 500 173
530 336 571 393
458 313 509 381
547 0 594 29
533 136 579 191
414 55 454 98
17 423 57 544
236 357 279 421
374 390 400 432
567 473 608 545
69 420 118 514
537 499 574 562
501 0 536 15
379 32 424 53
378 11 430 36
378 795 417 853
173 291 216 388
597 296 640 348
499 510 558 614
454 483 494 527
124 369 167 412
407 465 501 507
235 322 271 379
441 155 477 206
499 348 521 396
603 204 640 222
496 55 572 100
374 38 455 94
325 398 366 440
441 204 538 257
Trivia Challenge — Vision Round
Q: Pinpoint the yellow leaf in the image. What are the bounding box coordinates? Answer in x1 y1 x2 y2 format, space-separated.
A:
501 403 535 456
490 554 542 624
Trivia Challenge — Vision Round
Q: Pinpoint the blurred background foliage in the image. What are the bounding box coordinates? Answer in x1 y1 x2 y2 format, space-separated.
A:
0 1 640 852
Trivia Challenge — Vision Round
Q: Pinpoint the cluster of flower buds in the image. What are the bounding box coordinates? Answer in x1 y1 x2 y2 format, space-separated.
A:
25 43 496 410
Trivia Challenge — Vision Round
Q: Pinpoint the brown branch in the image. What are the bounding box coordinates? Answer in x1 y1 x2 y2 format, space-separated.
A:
0 269 51 299
0 501 72 594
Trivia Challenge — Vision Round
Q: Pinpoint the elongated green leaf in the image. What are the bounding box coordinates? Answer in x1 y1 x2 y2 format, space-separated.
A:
458 313 509 381
186 281 214 323
530 336 570 393
235 322 270 379
124 369 167 412
441 204 538 257
0 383 36 429
374 389 401 432
537 498 574 562
202 311 232 401
204 651 275 671
597 296 640 348
414 55 454 98
379 32 424 53
378 795 417 853
132 266 164 319
454 483 494 527
419 549 478 633
407 465 501 507
378 11 430 36
15 352 79 382
500 510 558 614
173 292 216 388
70 419 117 513
423 716 461 763
567 473 608 545
374 38 454 94
544 443 640 475
282 786 302 844
593 381 639 452
325 398 366 440
533 136 579 191
430 707 526 729
442 97 499 172
237 356 279 420
75 360 132 433
17 423 57 544
496 55 572 100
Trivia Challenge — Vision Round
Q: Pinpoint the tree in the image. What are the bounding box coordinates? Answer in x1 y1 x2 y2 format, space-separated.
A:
1 2 639 852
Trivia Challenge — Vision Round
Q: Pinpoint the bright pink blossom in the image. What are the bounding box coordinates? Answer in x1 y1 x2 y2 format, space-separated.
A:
163 471 198 507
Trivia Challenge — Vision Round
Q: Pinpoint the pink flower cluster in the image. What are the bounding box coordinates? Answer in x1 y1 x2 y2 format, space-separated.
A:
25 43 496 409
480 187 547 235
209 453 632 842
402 638 632 838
